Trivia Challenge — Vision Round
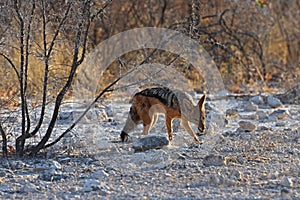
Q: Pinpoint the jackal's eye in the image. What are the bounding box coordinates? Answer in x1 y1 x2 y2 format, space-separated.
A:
200 115 205 122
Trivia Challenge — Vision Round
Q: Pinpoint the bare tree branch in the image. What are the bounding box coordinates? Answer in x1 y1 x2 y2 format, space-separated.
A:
24 0 36 136
28 1 72 138
43 65 137 149
30 1 94 155
0 53 20 79
0 123 8 157
14 0 27 156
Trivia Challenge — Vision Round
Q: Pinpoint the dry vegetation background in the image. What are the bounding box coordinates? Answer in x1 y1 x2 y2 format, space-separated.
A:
0 0 299 156
1 0 299 102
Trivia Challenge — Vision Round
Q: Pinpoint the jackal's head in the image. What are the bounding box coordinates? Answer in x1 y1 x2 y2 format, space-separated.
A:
183 94 206 134
120 105 140 142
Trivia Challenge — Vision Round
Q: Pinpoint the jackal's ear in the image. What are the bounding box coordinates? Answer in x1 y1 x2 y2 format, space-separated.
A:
197 94 206 112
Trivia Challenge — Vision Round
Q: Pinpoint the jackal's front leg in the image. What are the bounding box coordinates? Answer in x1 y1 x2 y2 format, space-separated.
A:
149 114 158 131
142 123 151 135
181 119 200 142
135 107 152 136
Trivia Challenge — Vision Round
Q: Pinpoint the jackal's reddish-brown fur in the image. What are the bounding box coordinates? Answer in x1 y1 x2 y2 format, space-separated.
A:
120 87 206 142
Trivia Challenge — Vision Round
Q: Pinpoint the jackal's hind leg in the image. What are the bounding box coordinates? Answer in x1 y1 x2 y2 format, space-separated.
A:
166 116 173 141
181 119 199 142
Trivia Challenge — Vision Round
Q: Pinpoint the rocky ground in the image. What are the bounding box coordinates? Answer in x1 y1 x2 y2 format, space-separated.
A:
0 92 299 199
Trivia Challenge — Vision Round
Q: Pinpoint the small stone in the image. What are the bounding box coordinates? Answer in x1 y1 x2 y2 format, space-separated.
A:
0 185 14 193
51 160 62 170
267 95 282 108
222 131 236 137
280 177 294 188
34 160 62 171
281 188 292 200
96 109 108 121
0 168 14 178
297 127 300 134
267 115 277 122
257 126 269 131
226 108 238 118
82 179 101 192
91 169 110 178
250 95 264 105
58 157 71 164
256 111 268 121
203 154 226 167
58 111 73 121
177 153 187 160
237 121 256 132
242 102 258 112
10 160 26 170
38 169 65 181
239 113 257 120
229 170 242 180
105 107 114 117
276 121 285 126
132 136 169 152
205 102 214 111
270 109 287 119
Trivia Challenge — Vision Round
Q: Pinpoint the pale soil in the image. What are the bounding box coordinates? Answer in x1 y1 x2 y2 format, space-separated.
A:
0 94 299 199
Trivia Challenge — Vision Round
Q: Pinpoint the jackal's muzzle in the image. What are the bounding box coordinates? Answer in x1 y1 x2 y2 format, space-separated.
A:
197 126 206 136
120 131 129 142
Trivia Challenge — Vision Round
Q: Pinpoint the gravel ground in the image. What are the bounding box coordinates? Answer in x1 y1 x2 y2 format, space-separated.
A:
0 93 299 199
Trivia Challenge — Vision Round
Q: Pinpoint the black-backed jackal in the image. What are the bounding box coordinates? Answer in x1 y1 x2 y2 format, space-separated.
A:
120 87 206 142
